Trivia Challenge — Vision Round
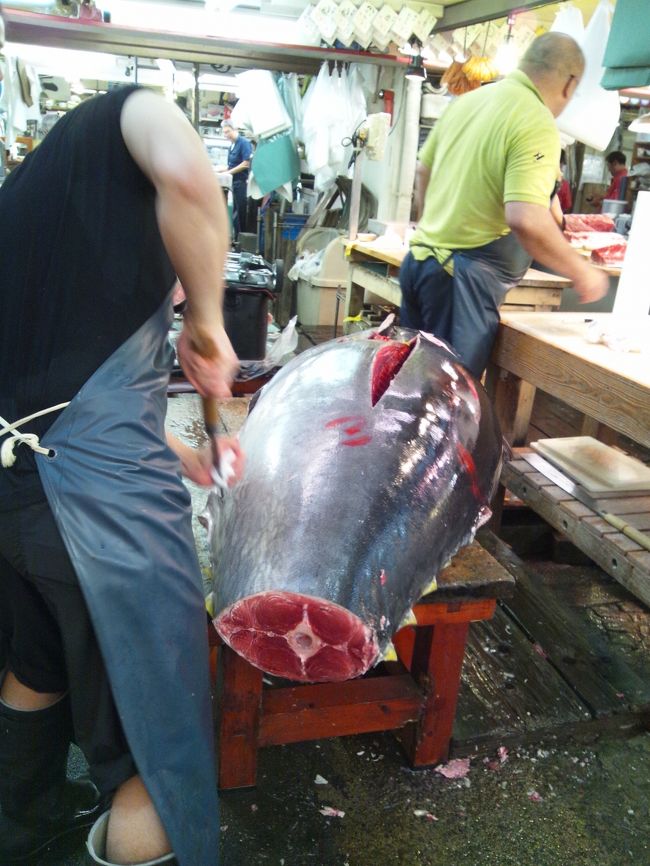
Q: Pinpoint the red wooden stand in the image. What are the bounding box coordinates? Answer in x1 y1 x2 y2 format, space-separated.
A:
209 541 513 789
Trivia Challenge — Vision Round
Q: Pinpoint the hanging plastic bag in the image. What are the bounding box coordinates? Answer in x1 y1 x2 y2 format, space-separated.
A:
236 316 299 381
550 3 585 42
556 1 621 151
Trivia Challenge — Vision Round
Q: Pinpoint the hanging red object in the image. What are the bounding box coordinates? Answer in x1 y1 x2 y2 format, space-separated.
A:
381 89 395 123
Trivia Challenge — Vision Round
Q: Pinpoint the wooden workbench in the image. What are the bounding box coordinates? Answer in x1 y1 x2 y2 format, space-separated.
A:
486 312 650 605
486 312 650 448
344 240 572 320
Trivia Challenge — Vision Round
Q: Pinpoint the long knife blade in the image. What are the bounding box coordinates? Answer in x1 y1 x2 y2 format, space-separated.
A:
522 452 650 552
523 452 598 508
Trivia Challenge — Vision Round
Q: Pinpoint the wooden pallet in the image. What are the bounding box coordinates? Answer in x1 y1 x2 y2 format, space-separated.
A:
501 448 650 609
449 533 650 757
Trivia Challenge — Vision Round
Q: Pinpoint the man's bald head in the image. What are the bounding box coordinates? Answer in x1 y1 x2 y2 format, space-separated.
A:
519 33 585 117
520 32 585 82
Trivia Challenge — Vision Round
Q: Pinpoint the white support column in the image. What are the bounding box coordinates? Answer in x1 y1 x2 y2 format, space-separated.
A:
393 75 423 225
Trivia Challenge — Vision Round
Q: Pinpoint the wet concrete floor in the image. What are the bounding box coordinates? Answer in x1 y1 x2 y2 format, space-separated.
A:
35 726 650 866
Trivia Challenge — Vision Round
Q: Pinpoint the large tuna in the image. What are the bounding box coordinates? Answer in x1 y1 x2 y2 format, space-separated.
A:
207 326 503 683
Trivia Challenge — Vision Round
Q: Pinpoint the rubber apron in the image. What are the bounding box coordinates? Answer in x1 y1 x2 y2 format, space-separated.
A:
36 296 219 866
447 231 532 376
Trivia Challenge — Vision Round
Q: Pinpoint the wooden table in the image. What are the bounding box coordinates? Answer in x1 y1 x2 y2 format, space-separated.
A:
211 540 514 789
344 240 572 321
486 312 650 449
487 311 650 605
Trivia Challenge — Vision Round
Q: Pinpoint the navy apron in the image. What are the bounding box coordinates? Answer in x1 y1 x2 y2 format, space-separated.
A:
402 232 532 376
35 296 219 866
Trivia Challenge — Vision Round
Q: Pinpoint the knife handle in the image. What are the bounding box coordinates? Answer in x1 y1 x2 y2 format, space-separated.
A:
202 397 220 438
603 512 650 552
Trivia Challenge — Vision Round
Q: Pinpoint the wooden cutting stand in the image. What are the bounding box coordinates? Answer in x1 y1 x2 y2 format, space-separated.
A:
210 538 514 789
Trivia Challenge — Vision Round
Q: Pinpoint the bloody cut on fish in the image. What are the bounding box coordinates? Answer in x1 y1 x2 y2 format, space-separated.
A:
205 326 505 683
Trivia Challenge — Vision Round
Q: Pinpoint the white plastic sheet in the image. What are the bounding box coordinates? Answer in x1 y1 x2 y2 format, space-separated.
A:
231 70 292 139
302 62 368 192
550 4 585 42
277 73 304 143
555 1 621 151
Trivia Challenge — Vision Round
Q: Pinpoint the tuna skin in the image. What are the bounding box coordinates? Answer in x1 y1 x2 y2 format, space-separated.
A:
208 327 504 683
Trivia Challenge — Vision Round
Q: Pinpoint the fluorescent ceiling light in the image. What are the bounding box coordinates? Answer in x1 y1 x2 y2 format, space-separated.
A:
495 41 518 76
199 73 240 89
629 112 650 132
174 71 240 91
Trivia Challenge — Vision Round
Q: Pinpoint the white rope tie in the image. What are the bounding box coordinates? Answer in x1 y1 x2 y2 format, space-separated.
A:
0 402 70 468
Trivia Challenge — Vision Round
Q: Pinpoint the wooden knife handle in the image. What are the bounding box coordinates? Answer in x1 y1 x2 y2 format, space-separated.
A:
603 512 650 552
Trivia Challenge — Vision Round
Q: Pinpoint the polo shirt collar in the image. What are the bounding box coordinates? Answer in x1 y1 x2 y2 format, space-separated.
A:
507 69 545 104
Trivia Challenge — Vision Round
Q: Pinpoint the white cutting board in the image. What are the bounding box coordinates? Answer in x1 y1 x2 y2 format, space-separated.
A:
531 437 650 495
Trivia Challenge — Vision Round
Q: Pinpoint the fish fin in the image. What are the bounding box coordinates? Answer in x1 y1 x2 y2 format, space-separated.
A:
399 609 418 628
382 642 398 662
420 577 438 598
205 592 215 618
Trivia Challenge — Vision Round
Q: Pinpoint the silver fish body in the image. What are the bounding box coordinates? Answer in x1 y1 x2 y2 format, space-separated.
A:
208 328 503 682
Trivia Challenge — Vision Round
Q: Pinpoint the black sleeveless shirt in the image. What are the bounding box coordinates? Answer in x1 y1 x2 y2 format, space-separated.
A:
0 85 175 508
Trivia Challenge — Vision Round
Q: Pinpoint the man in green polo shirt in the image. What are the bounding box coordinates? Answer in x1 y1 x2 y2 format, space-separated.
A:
400 32 608 376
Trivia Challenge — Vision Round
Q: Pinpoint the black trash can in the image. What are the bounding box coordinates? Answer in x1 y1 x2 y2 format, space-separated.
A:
223 286 274 360
223 253 281 360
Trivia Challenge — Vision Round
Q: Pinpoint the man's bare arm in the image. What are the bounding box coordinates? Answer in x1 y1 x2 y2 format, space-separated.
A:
505 201 608 303
414 161 432 222
225 160 250 176
120 89 237 395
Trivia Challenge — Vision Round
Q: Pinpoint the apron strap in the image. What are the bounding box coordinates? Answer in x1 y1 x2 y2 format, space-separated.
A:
0 402 70 468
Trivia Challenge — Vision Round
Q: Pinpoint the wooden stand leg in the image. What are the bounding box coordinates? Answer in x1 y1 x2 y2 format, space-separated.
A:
580 416 619 446
218 645 264 789
485 364 536 447
401 621 470 767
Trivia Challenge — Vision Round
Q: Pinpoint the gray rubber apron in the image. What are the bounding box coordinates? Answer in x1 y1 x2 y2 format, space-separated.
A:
35 296 219 866
447 231 532 376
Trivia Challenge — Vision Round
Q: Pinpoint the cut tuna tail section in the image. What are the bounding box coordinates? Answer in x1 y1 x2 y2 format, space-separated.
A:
216 591 379 682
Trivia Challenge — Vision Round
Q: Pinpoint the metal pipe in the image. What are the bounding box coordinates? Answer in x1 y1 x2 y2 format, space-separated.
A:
348 148 364 242
193 62 200 132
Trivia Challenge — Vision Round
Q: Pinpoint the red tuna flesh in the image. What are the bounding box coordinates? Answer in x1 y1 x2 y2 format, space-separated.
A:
216 591 379 682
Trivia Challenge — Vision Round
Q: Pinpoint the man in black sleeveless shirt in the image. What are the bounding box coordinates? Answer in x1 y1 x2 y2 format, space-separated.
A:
0 13 242 863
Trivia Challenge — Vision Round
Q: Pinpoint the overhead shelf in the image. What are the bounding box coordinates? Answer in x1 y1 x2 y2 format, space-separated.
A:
4 9 404 74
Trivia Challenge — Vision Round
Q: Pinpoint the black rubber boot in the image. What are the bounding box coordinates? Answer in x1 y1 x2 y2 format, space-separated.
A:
0 691 104 862
86 810 178 865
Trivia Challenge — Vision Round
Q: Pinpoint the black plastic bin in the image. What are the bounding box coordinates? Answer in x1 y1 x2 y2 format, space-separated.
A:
223 252 281 360
223 286 273 360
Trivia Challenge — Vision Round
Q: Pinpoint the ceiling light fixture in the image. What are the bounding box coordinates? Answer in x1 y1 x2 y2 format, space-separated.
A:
405 36 427 82
405 53 427 81
629 112 650 132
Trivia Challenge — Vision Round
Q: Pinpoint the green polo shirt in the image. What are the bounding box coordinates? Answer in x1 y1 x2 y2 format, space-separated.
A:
410 70 560 264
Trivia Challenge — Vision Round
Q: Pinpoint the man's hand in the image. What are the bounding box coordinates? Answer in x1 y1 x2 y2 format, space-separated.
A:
506 202 609 304
573 265 609 304
167 434 245 487
176 316 239 399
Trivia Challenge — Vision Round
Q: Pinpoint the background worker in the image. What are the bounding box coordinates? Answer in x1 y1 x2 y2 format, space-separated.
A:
400 32 608 377
219 118 253 241
0 68 243 866
550 152 572 230
590 150 628 209
556 150 573 213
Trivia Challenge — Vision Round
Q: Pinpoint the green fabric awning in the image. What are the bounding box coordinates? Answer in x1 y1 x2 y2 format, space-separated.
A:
601 0 650 90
